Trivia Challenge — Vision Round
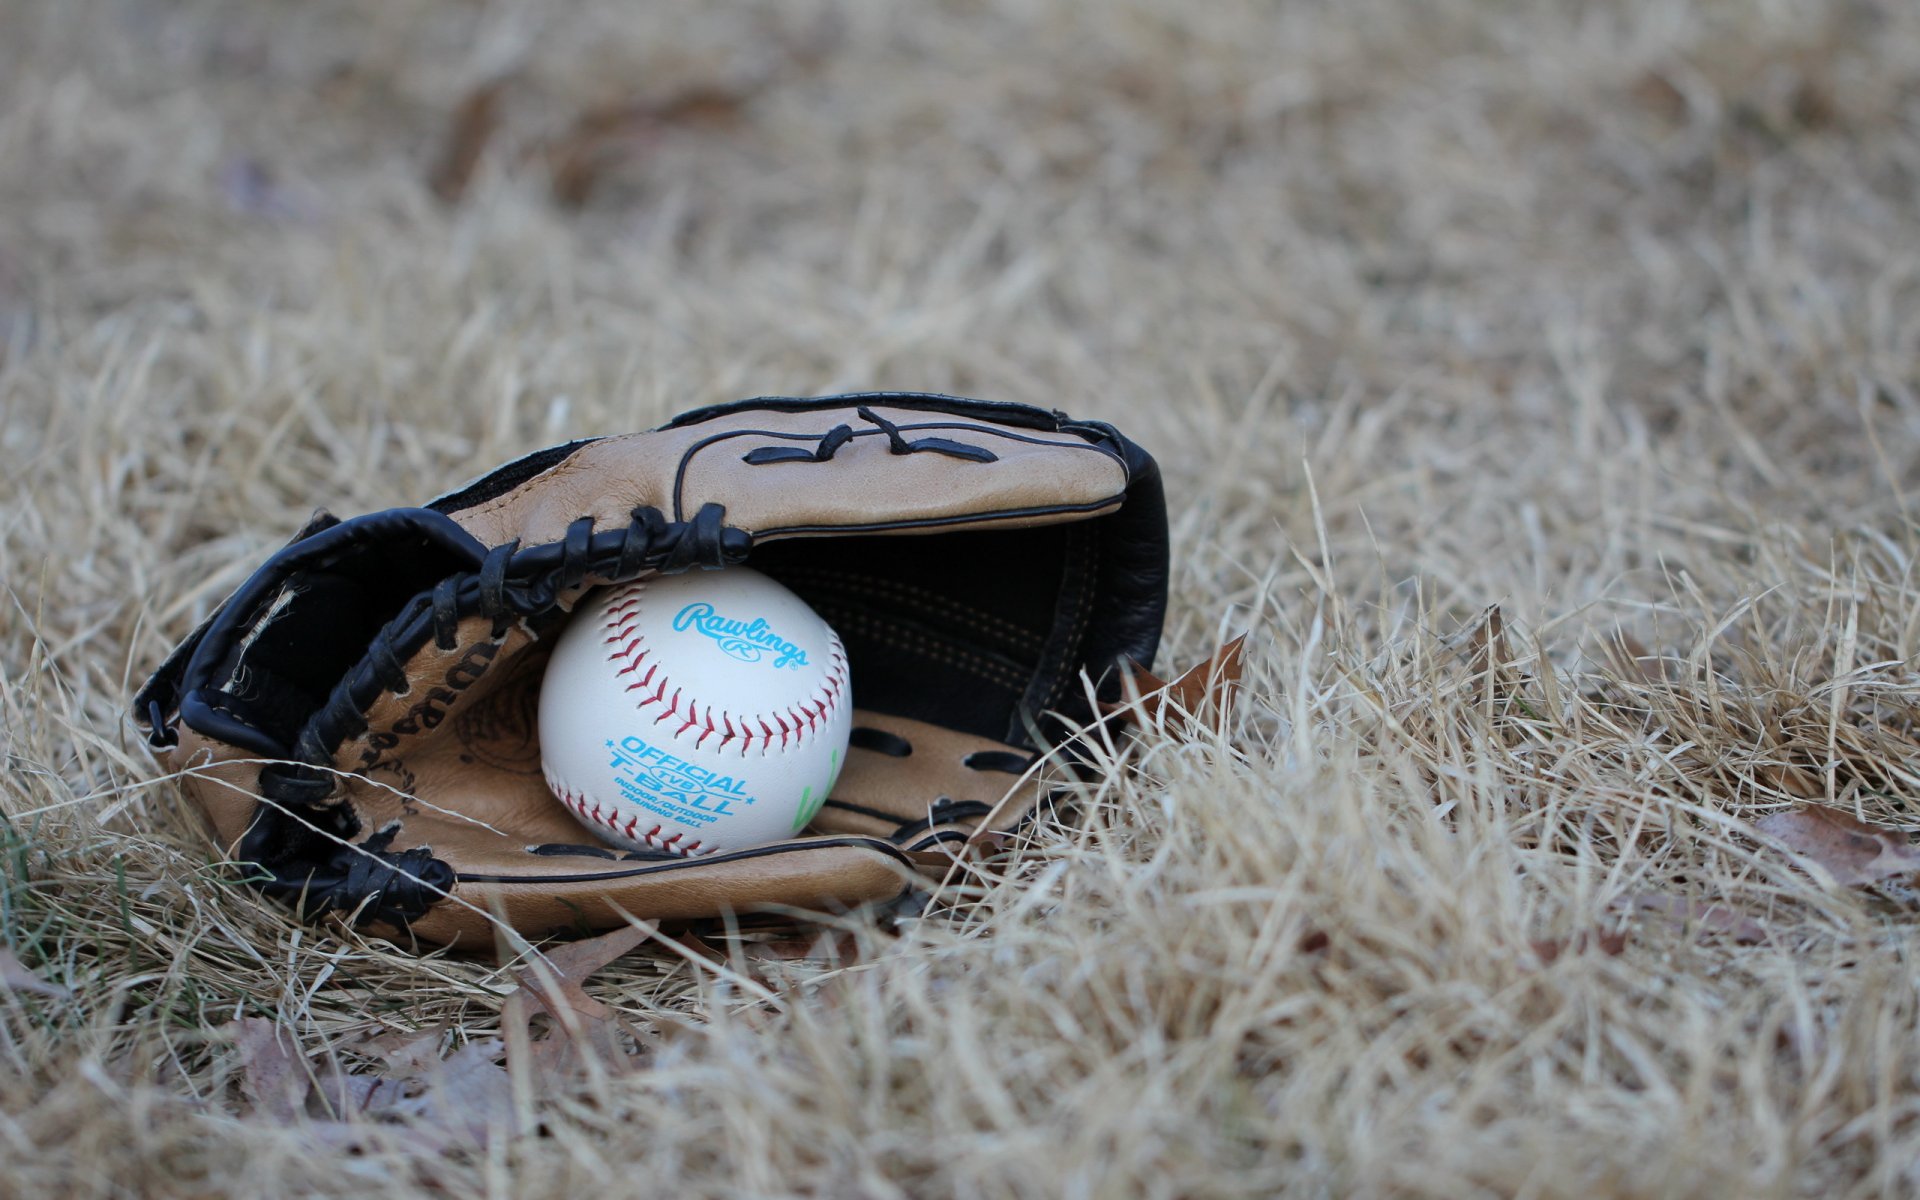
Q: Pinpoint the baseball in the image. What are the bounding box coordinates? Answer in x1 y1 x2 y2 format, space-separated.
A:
538 567 851 857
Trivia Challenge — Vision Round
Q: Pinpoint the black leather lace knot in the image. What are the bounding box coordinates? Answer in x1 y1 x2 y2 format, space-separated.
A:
269 825 454 928
259 761 334 805
558 519 594 590
431 577 462 651
335 843 452 925
657 501 749 573
857 405 999 463
615 506 669 580
477 540 518 637
368 626 410 693
742 408 997 466
743 422 855 465
145 700 178 749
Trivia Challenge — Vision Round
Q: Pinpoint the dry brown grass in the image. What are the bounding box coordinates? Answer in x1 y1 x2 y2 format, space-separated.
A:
6 0 1920 1194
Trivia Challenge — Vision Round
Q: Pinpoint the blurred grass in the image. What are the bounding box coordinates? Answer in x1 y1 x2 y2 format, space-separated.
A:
5 0 1920 1195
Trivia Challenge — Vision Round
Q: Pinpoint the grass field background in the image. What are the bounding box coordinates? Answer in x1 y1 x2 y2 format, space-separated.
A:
6 0 1920 1195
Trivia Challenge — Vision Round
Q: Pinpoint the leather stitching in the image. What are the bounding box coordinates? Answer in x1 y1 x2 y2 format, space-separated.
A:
819 608 1024 689
1043 531 1099 709
768 567 1045 652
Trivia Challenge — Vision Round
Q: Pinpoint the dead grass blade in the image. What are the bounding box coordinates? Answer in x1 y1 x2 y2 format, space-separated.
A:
0 948 69 999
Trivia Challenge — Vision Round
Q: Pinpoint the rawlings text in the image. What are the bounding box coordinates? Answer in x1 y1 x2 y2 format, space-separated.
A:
672 602 809 669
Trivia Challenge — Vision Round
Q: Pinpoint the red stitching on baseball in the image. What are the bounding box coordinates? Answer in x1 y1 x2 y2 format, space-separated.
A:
616 649 652 678
586 576 849 783
546 780 718 859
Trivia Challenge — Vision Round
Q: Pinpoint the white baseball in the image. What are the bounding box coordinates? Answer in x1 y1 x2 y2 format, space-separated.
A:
538 567 851 857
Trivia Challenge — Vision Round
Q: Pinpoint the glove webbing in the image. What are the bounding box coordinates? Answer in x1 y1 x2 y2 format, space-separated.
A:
260 501 747 804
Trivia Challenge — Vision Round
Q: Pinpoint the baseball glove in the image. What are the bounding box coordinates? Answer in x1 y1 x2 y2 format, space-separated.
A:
135 393 1167 948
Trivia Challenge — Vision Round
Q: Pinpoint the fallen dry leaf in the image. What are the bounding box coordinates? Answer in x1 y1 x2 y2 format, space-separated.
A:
1611 894 1768 945
1529 929 1628 964
231 1019 520 1147
501 924 652 1078
1100 636 1245 728
1601 629 1665 686
547 82 759 208
364 1027 446 1075
314 1067 407 1119
0 948 70 999
1754 803 1920 887
1454 605 1516 677
430 78 510 204
391 1038 517 1145
358 1031 518 1146
514 924 647 1025
229 1018 309 1122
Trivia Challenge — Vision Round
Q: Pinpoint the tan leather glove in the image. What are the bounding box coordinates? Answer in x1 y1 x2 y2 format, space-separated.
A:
136 394 1168 949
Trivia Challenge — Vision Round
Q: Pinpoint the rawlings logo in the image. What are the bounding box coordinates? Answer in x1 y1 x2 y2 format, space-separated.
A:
672 603 808 669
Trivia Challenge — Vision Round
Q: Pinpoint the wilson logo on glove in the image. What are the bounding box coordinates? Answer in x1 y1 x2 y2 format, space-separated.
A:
672 602 810 669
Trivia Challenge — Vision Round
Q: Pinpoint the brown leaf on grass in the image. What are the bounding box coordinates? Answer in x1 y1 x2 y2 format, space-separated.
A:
547 83 759 208
232 1021 519 1147
229 1018 309 1122
514 923 646 1023
364 1027 445 1075
1600 629 1665 686
430 78 510 204
1099 636 1245 728
1755 761 1824 800
0 948 70 998
389 1038 517 1145
1529 929 1628 964
1454 605 1516 677
1754 803 1920 887
355 1031 518 1146
501 924 652 1077
313 1067 407 1119
1611 894 1768 944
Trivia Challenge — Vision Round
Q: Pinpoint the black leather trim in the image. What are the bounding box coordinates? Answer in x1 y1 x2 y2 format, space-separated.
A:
528 843 617 860
903 829 974 852
821 798 901 823
136 508 347 748
148 509 490 756
1069 424 1169 710
663 391 1062 433
428 439 597 514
